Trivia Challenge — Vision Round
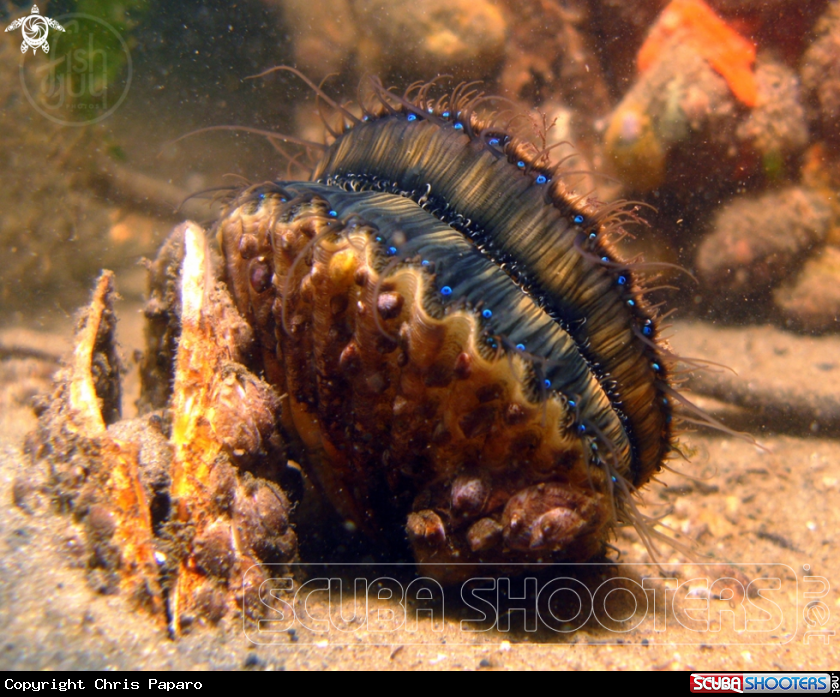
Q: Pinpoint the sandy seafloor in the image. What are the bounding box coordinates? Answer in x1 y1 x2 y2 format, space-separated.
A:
1 300 839 671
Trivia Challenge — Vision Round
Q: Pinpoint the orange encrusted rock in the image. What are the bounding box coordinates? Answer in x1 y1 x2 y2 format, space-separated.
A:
638 0 758 107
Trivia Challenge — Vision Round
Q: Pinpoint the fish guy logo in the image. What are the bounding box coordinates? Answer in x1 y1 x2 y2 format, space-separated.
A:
5 5 132 126
5 5 64 54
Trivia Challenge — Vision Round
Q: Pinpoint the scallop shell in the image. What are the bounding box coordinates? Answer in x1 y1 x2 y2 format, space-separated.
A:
215 77 678 579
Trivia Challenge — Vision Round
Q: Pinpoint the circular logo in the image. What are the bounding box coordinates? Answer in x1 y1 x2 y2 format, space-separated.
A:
21 13 49 52
17 12 132 127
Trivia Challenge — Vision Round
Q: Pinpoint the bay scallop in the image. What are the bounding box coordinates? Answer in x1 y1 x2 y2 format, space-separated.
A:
215 71 686 579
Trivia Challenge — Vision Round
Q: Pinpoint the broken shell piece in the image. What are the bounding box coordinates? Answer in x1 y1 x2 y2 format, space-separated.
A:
29 223 299 636
165 222 297 636
31 272 163 615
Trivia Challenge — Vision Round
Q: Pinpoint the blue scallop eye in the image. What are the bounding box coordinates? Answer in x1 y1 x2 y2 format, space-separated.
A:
258 192 266 200
652 362 661 372
387 246 398 256
482 309 493 319
454 122 463 130
374 235 384 243
328 210 338 217
516 161 526 169
573 214 585 225
486 337 498 348
535 174 547 185
627 299 635 307
515 343 525 351
488 138 500 146
589 232 597 239
427 106 434 113
441 285 452 296
577 423 586 434
421 259 430 267
642 325 652 336
567 399 576 408
442 111 450 118
601 257 609 262
544 379 551 389
407 113 417 122
617 275 627 285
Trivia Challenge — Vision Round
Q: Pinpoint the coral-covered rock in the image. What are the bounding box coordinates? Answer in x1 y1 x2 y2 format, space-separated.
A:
774 244 840 332
637 0 758 107
497 0 611 133
737 57 810 172
353 0 506 83
801 0 840 146
604 38 738 192
278 0 358 79
696 186 832 294
604 1 810 194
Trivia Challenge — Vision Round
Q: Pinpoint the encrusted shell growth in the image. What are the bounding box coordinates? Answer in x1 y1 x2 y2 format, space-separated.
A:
216 77 680 579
